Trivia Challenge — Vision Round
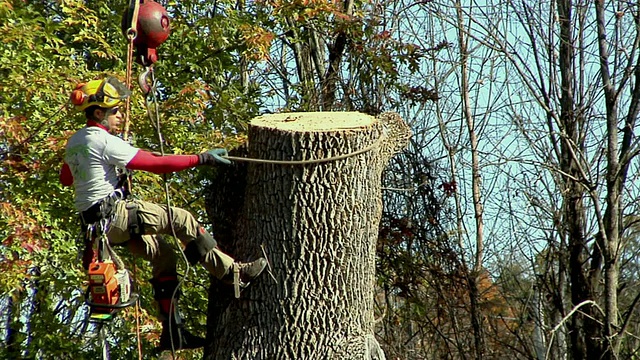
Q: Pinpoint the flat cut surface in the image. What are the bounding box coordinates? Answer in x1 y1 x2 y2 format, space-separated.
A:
250 112 375 132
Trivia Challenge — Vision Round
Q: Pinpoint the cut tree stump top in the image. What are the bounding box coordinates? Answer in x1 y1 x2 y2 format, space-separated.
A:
250 112 375 132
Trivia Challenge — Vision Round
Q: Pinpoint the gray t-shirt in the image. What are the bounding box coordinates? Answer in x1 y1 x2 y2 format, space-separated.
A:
64 126 138 211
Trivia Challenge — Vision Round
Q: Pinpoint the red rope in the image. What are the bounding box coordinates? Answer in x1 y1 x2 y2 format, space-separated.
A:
124 3 142 359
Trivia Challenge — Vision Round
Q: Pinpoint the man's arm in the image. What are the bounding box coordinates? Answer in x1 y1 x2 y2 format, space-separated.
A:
125 150 200 174
60 162 74 186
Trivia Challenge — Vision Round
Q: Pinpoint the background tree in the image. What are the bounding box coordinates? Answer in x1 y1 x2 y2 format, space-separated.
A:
496 1 640 358
440 0 640 358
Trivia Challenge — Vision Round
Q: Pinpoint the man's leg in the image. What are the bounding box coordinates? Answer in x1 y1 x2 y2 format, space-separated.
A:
126 234 177 278
127 200 266 292
127 235 206 350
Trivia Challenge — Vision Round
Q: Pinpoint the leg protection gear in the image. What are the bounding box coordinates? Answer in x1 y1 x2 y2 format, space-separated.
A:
150 276 180 320
183 226 217 265
150 276 206 350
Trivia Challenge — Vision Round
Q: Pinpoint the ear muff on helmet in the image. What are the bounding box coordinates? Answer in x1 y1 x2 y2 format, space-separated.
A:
70 77 131 112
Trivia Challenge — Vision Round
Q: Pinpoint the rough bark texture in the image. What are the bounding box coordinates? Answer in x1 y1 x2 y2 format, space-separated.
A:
204 112 410 360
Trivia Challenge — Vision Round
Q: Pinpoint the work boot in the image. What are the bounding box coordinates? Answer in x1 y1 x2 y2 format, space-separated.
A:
237 257 268 284
159 321 206 350
224 257 267 298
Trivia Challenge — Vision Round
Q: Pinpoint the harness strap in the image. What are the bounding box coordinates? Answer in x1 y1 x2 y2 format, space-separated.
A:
126 201 145 240
115 172 132 198
81 213 120 268
81 189 127 225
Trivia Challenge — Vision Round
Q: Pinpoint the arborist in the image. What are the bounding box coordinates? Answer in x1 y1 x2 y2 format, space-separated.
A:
60 77 267 350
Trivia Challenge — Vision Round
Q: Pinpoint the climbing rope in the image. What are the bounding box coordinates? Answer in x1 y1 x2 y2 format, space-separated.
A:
123 0 140 142
122 2 143 359
99 325 110 360
223 134 384 165
142 65 192 358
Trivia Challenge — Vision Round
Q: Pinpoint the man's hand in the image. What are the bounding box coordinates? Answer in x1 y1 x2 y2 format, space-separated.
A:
198 149 231 165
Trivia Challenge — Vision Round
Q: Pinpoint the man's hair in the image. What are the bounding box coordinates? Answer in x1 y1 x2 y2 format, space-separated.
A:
84 105 101 121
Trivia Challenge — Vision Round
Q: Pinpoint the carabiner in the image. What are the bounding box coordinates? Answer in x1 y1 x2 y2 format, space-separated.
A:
138 66 154 96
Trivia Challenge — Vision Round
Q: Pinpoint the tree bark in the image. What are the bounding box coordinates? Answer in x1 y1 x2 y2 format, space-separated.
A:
204 111 410 359
556 1 600 359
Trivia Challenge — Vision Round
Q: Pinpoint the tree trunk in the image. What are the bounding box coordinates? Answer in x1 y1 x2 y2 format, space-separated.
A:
454 1 485 357
4 295 19 358
204 112 410 359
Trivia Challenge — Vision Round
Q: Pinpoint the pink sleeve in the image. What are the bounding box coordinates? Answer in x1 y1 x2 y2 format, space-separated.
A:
126 150 200 174
60 162 73 186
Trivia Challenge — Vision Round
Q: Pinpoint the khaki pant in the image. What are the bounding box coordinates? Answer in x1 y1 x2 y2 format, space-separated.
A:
107 199 234 279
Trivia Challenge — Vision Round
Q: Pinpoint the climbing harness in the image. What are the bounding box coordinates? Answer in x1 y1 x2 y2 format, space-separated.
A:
82 191 136 311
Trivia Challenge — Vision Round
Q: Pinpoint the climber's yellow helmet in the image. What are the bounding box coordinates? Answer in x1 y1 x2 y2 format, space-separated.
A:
70 77 131 111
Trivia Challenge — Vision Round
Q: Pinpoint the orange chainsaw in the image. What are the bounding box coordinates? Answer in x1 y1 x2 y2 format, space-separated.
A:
84 230 138 319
